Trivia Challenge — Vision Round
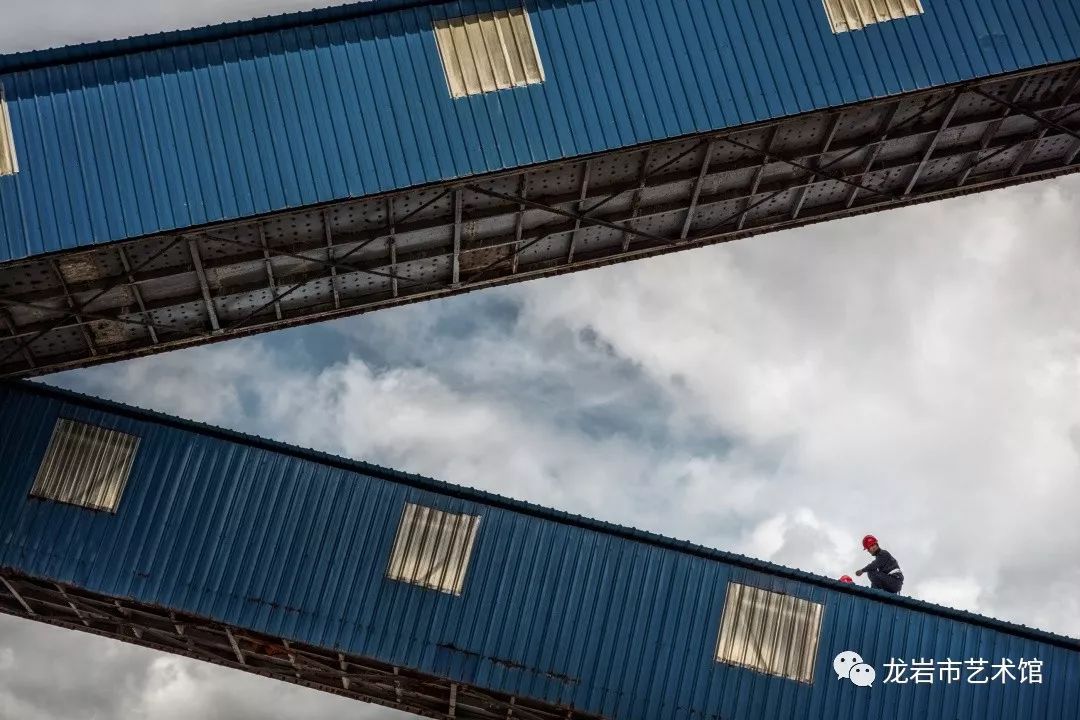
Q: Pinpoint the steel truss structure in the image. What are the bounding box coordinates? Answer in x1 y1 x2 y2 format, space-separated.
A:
0 569 599 720
2 61 1079 377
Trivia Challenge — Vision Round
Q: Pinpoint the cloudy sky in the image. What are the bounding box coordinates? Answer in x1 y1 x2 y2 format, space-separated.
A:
3 3 1080 719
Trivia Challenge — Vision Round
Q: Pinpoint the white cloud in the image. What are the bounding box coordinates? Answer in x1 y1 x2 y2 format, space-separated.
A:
65 341 667 527
512 176 1080 631
917 577 984 611
0 690 49 720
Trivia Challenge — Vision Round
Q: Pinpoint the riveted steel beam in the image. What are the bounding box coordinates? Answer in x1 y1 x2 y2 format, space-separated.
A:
904 92 964 195
566 160 593 264
187 238 221 332
681 140 716 239
791 113 843 221
2 63 1079 378
0 576 34 615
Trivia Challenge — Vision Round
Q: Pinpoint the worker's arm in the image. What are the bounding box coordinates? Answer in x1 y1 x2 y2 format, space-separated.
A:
857 552 886 575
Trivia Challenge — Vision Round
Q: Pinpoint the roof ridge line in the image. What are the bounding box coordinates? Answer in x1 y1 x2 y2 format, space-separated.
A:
0 0 441 75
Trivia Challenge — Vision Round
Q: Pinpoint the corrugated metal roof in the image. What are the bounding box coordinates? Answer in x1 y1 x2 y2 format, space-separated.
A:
1 0 1078 264
2 379 1078 719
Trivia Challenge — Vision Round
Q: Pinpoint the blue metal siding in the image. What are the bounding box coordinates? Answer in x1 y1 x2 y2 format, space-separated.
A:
1 0 1079 264
1 382 1079 719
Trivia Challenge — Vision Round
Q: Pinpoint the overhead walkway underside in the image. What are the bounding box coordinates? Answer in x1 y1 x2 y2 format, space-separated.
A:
0 568 597 720
1 60 1078 378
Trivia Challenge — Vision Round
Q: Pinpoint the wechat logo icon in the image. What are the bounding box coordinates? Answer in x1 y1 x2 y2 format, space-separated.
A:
834 651 876 687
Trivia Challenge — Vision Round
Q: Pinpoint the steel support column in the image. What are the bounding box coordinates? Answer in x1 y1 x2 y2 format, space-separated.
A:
623 149 652 252
791 114 842 220
339 653 351 691
846 100 903 208
0 576 34 615
259 225 283 320
904 92 964 195
736 127 778 230
187 238 221 332
512 175 527 274
388 197 400 298
566 160 593 264
227 627 247 665
452 190 462 286
681 140 717 239
48 258 99 357
324 212 342 310
117 246 160 345
54 583 90 627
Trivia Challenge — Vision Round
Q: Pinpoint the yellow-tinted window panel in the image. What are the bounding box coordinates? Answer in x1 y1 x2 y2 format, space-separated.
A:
0 91 17 177
386 503 481 595
715 582 824 683
31 418 140 512
434 8 545 98
822 0 924 33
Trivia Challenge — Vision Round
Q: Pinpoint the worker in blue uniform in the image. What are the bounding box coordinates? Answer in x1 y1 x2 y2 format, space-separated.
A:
855 534 904 594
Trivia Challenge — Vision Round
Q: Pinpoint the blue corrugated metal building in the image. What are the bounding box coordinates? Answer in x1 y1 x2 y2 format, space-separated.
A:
1 380 1077 719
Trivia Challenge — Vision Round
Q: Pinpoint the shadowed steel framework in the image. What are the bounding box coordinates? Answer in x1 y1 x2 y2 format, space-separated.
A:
0 0 1079 376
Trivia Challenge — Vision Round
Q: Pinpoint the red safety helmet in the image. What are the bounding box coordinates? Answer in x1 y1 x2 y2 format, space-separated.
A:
839 575 854 584
862 534 878 550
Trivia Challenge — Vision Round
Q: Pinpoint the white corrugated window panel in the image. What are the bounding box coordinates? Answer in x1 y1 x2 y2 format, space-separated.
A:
434 8 545 98
822 0 924 33
715 582 824 683
386 503 481 595
0 90 17 177
31 418 140 512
